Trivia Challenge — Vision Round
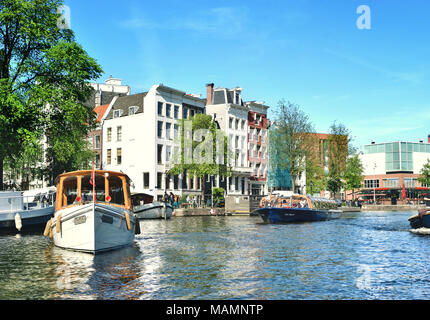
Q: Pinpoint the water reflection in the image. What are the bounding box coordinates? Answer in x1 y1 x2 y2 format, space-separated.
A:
2 213 430 299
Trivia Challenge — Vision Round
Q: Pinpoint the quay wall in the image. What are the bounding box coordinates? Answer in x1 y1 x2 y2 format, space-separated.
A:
362 204 424 211
174 208 226 217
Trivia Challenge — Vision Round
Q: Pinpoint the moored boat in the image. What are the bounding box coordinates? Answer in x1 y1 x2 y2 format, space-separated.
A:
44 170 139 254
408 208 430 229
131 193 173 220
0 188 56 233
254 191 342 224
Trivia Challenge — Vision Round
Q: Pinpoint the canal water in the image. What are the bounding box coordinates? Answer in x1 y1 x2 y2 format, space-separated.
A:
1 211 430 300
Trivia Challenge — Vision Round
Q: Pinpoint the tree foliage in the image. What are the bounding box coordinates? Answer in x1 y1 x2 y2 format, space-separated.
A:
0 0 103 189
168 114 232 201
269 100 315 192
418 159 430 187
344 154 364 201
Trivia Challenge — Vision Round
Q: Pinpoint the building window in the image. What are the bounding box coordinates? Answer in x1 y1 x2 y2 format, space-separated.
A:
158 102 163 116
405 178 417 188
383 178 399 188
235 119 239 130
173 175 179 190
174 124 179 139
166 104 171 118
229 117 233 129
166 145 171 163
107 128 112 142
190 109 195 117
143 172 150 188
113 109 123 118
95 154 100 168
117 126 122 142
157 144 163 164
174 105 179 119
117 148 122 165
107 149 111 165
183 106 188 119
166 123 172 140
157 172 163 189
129 106 139 115
95 135 101 149
157 121 163 138
364 179 379 188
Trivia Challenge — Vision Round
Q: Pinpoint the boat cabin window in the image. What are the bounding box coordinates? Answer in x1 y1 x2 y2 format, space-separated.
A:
81 174 106 203
108 176 125 205
62 177 78 207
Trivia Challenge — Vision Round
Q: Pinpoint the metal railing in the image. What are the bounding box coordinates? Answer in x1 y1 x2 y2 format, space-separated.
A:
0 192 55 213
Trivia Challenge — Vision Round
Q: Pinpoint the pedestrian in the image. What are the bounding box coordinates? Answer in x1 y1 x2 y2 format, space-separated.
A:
170 192 174 207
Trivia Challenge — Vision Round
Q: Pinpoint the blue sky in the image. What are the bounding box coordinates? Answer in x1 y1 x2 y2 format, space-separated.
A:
65 0 430 151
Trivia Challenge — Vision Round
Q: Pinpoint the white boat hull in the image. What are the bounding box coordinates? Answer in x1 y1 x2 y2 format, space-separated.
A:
133 202 173 219
51 203 136 254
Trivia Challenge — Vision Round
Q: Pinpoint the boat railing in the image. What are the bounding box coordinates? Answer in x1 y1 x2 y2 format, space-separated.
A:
0 192 55 213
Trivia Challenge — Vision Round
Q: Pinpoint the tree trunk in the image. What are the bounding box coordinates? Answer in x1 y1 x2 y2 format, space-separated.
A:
291 175 296 193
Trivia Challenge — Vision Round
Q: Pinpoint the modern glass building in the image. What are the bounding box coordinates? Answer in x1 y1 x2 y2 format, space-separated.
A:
358 139 430 204
364 141 430 173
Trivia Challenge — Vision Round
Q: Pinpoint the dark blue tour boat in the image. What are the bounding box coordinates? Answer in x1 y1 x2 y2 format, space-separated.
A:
254 191 342 224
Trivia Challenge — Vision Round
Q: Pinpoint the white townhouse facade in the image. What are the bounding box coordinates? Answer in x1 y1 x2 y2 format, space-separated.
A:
205 84 253 196
101 84 205 201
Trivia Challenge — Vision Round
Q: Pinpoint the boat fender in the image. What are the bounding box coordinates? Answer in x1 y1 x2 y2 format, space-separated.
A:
134 215 141 235
56 214 62 234
14 213 22 232
124 211 131 231
43 219 52 237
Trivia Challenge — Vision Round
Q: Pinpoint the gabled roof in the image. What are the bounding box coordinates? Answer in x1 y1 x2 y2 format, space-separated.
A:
105 92 147 120
93 104 110 123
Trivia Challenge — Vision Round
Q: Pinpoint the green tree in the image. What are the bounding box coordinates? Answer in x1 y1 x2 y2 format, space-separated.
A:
305 157 327 195
212 187 225 207
418 159 430 187
0 0 102 189
269 100 315 193
168 114 232 206
344 154 364 201
327 121 353 199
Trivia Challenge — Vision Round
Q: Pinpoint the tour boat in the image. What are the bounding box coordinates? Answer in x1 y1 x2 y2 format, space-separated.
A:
0 188 56 233
131 193 173 219
44 170 139 254
254 191 342 224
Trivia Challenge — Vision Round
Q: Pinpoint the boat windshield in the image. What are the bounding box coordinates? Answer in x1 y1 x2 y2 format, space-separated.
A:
62 176 78 207
108 176 125 205
58 172 127 209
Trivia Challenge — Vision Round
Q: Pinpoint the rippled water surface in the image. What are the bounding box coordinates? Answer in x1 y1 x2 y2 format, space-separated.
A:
1 211 430 300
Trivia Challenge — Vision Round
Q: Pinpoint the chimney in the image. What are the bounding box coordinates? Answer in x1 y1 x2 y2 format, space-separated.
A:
206 83 214 106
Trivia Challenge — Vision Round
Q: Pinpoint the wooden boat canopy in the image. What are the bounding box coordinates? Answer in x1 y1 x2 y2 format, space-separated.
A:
54 170 132 212
131 193 154 207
